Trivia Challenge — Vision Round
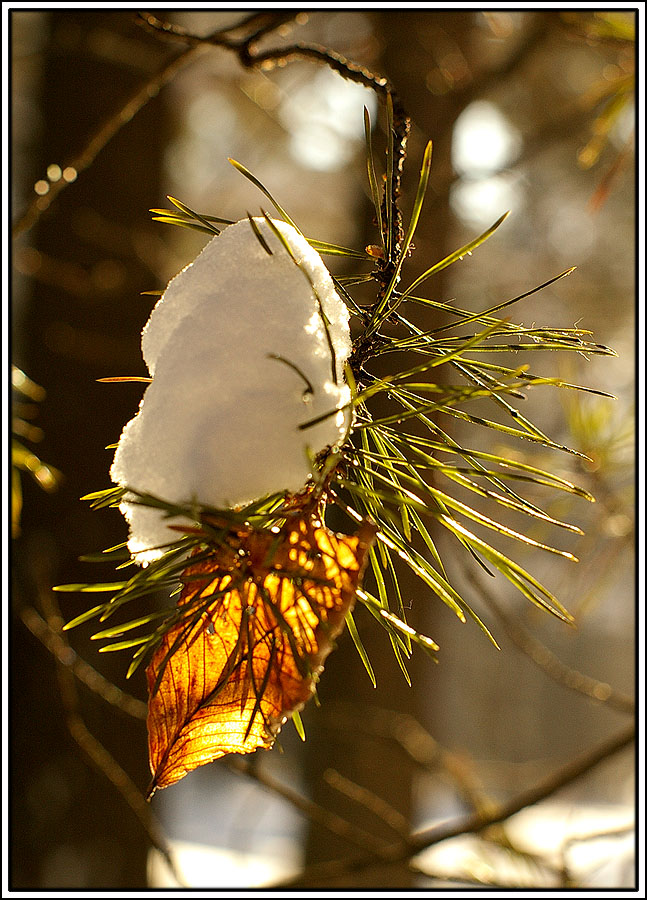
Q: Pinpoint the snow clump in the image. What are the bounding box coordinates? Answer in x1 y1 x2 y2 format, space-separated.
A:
110 217 352 562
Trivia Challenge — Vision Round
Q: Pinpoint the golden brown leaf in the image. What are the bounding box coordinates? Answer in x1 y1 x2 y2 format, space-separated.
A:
146 516 375 794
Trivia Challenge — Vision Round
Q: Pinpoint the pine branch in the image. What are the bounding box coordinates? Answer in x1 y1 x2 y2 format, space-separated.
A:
137 10 411 266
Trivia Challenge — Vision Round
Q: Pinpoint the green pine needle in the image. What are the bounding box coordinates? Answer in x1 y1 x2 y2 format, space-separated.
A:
60 140 612 691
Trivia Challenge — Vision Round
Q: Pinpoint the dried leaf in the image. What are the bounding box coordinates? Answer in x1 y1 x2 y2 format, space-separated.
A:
146 515 375 794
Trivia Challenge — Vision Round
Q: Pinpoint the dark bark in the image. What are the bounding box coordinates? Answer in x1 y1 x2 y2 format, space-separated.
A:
11 10 173 888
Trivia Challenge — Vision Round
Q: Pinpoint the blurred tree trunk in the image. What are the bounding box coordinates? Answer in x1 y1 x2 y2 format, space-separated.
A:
12 11 173 888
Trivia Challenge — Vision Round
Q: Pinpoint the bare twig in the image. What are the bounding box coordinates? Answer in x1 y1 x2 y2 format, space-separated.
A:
12 41 202 238
564 821 634 850
315 702 493 817
55 666 178 880
559 821 635 887
24 582 181 884
19 604 148 719
466 568 635 715
279 722 634 886
135 11 300 48
225 756 392 859
323 767 411 840
406 725 634 851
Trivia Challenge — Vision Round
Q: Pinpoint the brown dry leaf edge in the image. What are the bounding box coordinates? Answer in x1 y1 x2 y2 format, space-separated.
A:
146 514 376 795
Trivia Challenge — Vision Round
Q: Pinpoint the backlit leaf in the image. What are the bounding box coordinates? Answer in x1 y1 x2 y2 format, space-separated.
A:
146 515 375 794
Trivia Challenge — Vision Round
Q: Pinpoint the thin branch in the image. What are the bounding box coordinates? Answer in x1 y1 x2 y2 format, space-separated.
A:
56 669 179 880
410 721 632 852
225 756 393 858
279 722 634 886
322 767 411 840
558 822 635 887
137 10 410 297
135 11 300 48
564 821 634 851
466 568 635 715
18 604 148 719
12 42 202 238
27 582 181 884
316 701 488 815
136 11 391 97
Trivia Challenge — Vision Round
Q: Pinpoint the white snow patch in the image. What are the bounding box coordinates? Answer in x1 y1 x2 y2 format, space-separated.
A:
110 218 352 561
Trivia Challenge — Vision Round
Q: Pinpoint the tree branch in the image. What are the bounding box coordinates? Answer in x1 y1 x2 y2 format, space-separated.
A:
280 722 634 886
19 603 148 719
12 40 201 238
466 568 635 715
225 755 394 859
22 580 180 884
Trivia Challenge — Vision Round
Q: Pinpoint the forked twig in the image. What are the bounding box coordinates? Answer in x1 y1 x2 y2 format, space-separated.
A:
466 567 635 715
19 604 148 719
20 582 182 885
225 756 392 858
137 10 410 266
277 722 634 886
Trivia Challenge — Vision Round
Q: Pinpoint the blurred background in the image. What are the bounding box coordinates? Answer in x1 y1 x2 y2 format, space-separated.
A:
10 9 637 890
